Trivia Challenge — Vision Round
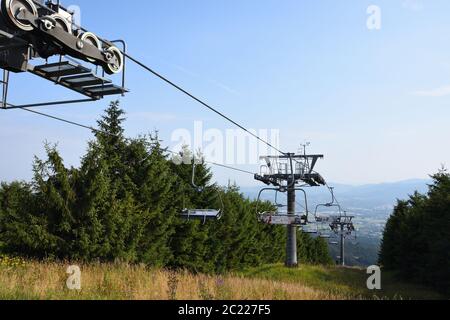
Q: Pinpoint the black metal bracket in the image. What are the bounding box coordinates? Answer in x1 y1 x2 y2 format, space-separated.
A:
16 10 113 68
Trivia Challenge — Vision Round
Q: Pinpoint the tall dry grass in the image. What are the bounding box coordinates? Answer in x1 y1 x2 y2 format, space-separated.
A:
0 260 349 300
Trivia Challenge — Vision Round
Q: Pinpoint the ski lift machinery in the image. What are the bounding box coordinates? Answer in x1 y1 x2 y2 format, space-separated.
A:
254 152 328 267
180 157 223 224
0 0 127 109
255 153 326 227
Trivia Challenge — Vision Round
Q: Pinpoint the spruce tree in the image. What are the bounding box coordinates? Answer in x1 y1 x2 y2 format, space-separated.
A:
169 150 212 272
78 101 148 262
0 181 56 258
380 170 450 294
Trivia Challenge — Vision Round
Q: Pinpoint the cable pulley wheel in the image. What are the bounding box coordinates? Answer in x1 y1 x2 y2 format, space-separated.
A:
78 32 101 62
50 13 72 34
103 46 123 75
1 0 38 31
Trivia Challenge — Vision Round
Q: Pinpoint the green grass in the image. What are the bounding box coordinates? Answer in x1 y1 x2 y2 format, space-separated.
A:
0 259 445 300
239 264 445 300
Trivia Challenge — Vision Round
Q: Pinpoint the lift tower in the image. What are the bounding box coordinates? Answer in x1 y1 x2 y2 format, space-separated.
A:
329 215 356 266
255 153 325 267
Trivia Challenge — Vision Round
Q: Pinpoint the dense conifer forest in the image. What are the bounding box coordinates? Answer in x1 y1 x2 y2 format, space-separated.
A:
380 171 450 294
0 102 332 273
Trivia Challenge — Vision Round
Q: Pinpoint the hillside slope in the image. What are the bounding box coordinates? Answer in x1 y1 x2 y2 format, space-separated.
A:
0 259 443 300
240 265 444 300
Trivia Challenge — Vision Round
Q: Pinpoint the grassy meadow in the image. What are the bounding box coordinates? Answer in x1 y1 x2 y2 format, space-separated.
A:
0 257 444 300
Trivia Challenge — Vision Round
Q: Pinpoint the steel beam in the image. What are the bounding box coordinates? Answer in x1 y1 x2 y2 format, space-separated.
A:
286 178 298 268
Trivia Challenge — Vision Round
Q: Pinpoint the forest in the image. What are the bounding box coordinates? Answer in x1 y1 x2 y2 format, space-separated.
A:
0 101 332 273
380 170 450 294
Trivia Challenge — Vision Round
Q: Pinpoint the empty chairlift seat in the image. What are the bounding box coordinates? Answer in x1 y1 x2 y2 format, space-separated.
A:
180 209 222 223
258 212 307 226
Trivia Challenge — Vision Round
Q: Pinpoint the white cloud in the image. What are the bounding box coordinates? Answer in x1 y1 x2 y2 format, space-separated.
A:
209 79 240 96
412 85 450 97
402 0 424 12
170 63 240 96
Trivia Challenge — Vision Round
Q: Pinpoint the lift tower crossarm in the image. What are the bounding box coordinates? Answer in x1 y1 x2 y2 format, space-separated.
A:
260 155 324 159
255 154 326 187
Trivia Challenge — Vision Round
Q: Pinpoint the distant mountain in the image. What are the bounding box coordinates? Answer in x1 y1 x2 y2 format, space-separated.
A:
325 179 431 210
241 179 430 210
240 179 431 266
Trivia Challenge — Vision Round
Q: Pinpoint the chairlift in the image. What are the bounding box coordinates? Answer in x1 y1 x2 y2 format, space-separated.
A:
313 186 343 222
329 214 357 239
255 187 282 217
313 187 357 241
255 187 308 226
259 212 307 226
301 222 319 234
179 157 223 224
301 224 318 234
181 209 222 224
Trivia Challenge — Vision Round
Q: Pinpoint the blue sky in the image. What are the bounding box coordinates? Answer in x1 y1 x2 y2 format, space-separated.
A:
1 0 449 186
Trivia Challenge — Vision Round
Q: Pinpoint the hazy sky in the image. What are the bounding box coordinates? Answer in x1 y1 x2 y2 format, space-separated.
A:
1 0 449 186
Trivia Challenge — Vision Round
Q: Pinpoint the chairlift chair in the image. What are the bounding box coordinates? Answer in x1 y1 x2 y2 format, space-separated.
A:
313 187 343 223
255 187 308 226
179 156 223 224
301 223 318 234
255 187 281 216
181 208 222 224
259 212 307 226
329 215 356 233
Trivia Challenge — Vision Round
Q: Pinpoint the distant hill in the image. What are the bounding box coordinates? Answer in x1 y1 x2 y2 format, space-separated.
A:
241 179 430 209
241 179 431 266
